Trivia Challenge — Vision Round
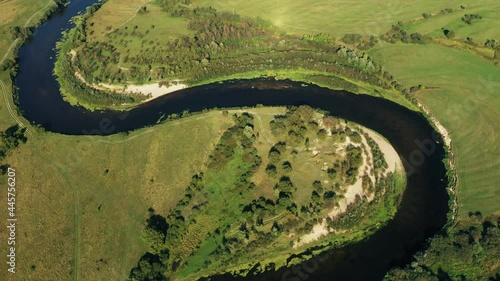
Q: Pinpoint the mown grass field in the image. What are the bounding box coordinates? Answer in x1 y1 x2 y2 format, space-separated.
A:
404 3 500 44
192 0 496 36
0 110 236 280
368 43 500 218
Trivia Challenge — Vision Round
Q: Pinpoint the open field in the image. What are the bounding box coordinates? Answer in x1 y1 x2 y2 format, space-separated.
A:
86 0 192 59
404 3 500 44
84 0 151 37
0 110 235 280
369 43 500 218
191 0 497 36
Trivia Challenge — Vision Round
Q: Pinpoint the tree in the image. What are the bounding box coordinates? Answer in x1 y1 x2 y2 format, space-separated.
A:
282 161 292 173
268 149 281 164
129 253 168 281
327 168 337 180
317 129 327 139
443 29 455 39
265 164 277 177
275 176 295 193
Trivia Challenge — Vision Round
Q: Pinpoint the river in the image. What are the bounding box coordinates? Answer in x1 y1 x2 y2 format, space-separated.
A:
15 0 449 280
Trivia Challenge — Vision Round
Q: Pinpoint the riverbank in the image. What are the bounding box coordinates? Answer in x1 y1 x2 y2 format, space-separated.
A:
0 0 69 130
53 0 422 112
73 68 188 103
294 125 404 248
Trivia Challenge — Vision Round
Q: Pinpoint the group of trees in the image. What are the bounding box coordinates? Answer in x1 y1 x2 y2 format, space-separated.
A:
0 125 27 161
385 214 500 281
461 13 482 25
130 112 267 277
129 209 169 281
381 23 427 44
270 106 318 145
363 132 388 177
340 34 379 50
484 39 500 51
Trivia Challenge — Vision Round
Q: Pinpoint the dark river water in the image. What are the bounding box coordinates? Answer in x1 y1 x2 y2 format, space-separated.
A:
15 0 449 280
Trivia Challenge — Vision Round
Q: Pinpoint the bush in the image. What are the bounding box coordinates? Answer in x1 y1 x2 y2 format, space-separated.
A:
282 161 292 173
341 33 362 44
265 164 277 177
268 149 281 164
461 14 482 25
444 29 455 39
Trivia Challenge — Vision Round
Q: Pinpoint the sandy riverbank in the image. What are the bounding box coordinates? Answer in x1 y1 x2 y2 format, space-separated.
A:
294 126 403 247
74 70 188 102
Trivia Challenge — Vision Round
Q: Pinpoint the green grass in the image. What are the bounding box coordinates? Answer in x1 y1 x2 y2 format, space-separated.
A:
84 0 151 37
404 3 500 44
368 43 500 218
88 2 192 63
191 0 495 36
0 110 235 280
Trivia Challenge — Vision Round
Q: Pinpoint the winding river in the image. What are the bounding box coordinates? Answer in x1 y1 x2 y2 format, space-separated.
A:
15 0 449 280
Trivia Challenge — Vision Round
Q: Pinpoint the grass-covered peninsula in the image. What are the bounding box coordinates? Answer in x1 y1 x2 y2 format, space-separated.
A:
129 106 405 280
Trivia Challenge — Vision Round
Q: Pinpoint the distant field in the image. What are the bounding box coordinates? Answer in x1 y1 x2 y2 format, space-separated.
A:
369 43 500 218
87 1 192 62
404 3 500 44
85 0 150 38
191 0 494 36
0 110 236 280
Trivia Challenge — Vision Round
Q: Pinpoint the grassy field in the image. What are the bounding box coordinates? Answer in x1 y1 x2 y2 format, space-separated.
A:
0 105 403 280
191 0 497 36
404 3 500 44
369 43 500 218
84 0 150 37
0 110 235 280
86 0 192 59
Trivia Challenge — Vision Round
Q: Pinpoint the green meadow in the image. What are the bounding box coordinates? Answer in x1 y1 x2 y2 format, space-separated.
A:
192 0 498 36
369 43 500 217
0 110 235 280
